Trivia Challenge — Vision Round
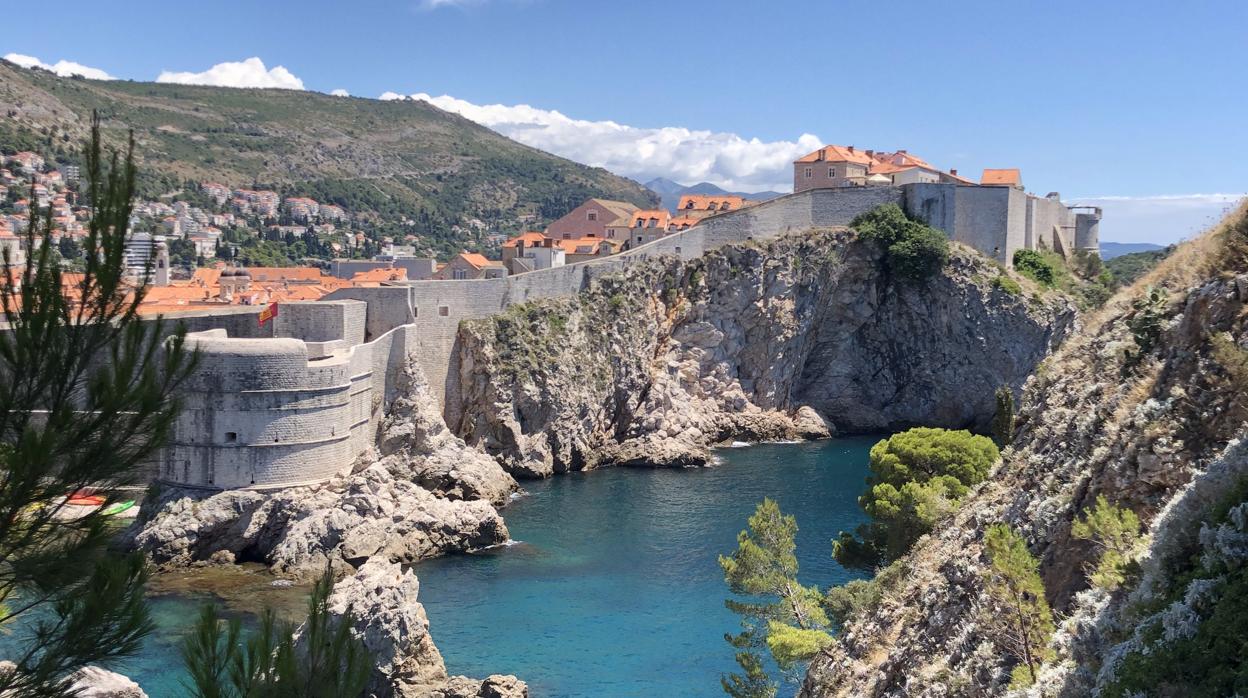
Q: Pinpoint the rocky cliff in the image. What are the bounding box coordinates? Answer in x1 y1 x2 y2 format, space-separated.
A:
801 204 1248 697
128 359 517 580
453 229 1076 478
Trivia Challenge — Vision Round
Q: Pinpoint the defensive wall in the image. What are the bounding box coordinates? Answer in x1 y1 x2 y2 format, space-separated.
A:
156 184 1098 490
157 300 417 489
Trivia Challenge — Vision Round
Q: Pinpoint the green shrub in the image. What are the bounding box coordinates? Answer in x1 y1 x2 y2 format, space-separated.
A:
992 275 1022 295
1124 286 1168 369
1071 495 1143 590
1013 249 1058 286
833 428 999 570
851 204 950 281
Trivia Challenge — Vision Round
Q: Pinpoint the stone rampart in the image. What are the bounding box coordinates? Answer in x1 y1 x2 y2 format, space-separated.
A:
164 184 1095 490
158 301 415 490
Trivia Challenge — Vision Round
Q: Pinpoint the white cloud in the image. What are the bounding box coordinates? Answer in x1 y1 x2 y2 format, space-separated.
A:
330 88 350 97
156 57 304 90
381 91 819 192
4 53 114 80
1069 193 1246 245
417 0 486 10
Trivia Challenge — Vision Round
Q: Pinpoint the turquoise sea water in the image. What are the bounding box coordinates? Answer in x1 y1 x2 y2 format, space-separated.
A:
413 438 874 697
7 438 874 697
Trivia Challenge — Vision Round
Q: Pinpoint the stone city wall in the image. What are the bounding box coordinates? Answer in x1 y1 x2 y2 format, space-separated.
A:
160 184 1095 490
157 300 416 490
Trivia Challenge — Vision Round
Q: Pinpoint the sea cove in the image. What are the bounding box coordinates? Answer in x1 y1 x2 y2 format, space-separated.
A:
111 438 875 696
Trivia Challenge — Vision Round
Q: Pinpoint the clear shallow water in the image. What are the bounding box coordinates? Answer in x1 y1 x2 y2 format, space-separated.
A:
413 437 875 697
3 438 873 696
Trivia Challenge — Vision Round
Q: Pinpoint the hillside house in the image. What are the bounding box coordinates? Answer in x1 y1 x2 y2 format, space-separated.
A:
544 198 639 240
432 252 507 280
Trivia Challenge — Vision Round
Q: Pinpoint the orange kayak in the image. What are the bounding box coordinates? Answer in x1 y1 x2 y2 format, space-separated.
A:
66 494 106 506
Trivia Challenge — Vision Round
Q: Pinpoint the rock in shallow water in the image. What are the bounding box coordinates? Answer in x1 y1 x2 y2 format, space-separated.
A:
129 465 509 581
68 667 148 698
327 558 527 698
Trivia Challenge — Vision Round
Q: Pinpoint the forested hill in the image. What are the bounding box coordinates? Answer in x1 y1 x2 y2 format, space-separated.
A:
0 60 656 229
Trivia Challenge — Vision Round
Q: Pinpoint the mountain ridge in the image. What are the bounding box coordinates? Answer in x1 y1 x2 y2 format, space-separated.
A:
643 176 783 212
0 61 657 239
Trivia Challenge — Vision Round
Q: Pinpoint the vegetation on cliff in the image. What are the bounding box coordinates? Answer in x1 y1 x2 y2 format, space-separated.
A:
801 201 1248 697
851 204 949 281
981 524 1055 688
833 428 999 570
0 116 196 694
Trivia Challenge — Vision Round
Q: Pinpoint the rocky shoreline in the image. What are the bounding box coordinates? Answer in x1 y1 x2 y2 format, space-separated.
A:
123 228 1075 695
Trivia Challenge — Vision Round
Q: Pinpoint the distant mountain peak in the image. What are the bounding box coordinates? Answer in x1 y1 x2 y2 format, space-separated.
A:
643 178 785 213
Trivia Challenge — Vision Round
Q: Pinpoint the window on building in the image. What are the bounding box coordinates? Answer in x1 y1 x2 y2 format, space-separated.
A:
439 306 450 316
225 432 237 443
804 167 813 178
587 211 597 221
685 200 695 209
636 236 643 244
675 246 682 254
829 167 836 178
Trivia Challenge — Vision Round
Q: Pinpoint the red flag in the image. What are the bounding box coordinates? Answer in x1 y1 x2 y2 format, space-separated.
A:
258 302 279 326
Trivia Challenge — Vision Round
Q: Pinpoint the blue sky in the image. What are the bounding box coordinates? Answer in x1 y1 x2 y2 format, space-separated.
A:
4 0 1246 243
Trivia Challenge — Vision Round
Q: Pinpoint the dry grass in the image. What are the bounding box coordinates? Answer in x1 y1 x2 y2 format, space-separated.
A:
1134 199 1248 293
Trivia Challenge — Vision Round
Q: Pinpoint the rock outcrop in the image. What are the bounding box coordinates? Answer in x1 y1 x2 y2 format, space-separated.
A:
455 229 1075 477
328 558 527 698
67 667 148 698
128 357 512 581
800 207 1248 696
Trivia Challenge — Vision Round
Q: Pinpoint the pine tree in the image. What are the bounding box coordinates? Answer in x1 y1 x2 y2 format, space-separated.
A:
0 113 198 695
992 386 1015 447
982 524 1054 688
181 566 373 698
720 499 833 695
1070 495 1143 589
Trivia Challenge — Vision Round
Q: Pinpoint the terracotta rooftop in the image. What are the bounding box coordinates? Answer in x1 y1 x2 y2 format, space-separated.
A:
458 252 504 269
981 168 1022 186
676 194 746 212
502 231 547 248
795 145 874 165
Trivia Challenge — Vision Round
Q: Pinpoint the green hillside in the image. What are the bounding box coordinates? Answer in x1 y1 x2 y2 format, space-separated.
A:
0 60 655 240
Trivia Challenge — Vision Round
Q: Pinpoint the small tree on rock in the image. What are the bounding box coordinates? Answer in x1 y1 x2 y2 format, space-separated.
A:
992 386 1015 447
834 428 999 570
720 499 833 696
981 524 1054 688
1070 495 1143 590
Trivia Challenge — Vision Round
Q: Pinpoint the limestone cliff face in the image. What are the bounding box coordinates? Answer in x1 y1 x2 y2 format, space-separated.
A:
800 209 1248 697
453 229 1076 478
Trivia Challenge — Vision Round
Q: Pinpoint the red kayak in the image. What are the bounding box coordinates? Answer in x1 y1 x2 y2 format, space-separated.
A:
66 493 106 506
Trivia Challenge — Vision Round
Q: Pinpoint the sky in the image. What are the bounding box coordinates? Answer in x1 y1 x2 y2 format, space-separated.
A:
4 0 1246 244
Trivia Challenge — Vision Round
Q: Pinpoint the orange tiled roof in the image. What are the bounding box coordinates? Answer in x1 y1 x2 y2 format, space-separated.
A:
458 252 503 269
629 209 671 229
981 168 1021 186
676 194 746 212
502 231 547 248
795 145 873 165
351 267 407 283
